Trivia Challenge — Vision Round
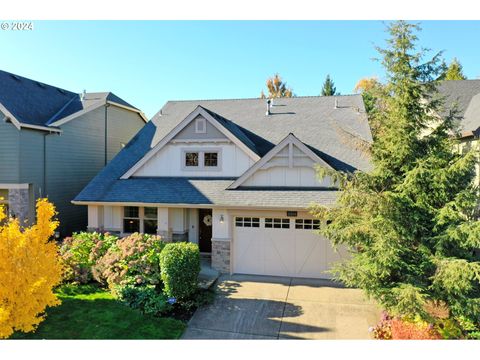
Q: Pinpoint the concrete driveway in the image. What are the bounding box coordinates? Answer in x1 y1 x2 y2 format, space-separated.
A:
182 274 380 340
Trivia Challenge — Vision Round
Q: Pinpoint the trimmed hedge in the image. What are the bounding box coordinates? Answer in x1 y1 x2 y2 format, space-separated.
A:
159 242 200 300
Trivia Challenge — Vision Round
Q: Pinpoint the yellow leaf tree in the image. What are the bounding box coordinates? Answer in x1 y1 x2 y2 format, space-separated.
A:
0 198 63 338
260 73 293 98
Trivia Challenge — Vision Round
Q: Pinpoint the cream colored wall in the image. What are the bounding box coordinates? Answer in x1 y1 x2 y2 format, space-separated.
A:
458 138 480 186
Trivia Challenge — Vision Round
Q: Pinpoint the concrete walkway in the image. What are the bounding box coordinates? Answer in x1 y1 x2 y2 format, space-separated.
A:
182 274 380 339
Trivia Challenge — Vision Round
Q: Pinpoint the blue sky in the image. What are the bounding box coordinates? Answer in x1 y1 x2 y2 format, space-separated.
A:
1 21 479 118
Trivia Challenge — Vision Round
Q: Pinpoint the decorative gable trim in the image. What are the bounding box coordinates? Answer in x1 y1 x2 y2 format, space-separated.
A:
121 106 261 179
227 133 333 189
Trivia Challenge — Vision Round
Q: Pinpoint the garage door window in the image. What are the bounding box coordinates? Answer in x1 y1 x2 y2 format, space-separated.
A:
295 219 320 230
265 218 290 229
235 217 260 227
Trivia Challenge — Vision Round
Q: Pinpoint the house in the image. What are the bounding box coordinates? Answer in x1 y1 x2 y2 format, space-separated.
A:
73 95 372 278
436 80 480 185
0 70 147 235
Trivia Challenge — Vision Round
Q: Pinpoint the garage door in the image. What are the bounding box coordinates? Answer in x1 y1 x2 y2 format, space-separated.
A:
233 217 346 279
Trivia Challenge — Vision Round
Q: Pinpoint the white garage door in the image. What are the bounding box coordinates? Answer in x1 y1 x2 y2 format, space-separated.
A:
233 216 346 279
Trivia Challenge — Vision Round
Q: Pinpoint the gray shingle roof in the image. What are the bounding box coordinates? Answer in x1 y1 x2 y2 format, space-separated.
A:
154 95 372 172
75 96 371 207
0 69 138 128
436 80 480 133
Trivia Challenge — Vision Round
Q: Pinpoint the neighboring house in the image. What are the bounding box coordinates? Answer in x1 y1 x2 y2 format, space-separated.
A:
73 96 372 278
0 70 147 235
436 80 480 185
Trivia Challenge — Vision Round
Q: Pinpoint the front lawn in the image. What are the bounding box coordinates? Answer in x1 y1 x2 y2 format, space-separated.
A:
11 285 186 339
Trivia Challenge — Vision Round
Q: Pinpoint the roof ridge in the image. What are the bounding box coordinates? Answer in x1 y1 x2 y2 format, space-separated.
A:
165 94 361 103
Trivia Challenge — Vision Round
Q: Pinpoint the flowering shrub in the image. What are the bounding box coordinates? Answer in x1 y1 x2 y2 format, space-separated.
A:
370 311 443 340
369 311 393 339
59 232 118 283
159 242 200 300
0 199 63 338
93 233 165 290
116 285 172 316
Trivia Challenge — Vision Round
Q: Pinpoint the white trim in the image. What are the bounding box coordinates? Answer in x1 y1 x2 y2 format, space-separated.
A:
0 183 29 190
228 133 333 189
170 138 231 144
195 117 207 133
72 200 313 211
20 123 62 133
211 237 232 242
121 106 260 179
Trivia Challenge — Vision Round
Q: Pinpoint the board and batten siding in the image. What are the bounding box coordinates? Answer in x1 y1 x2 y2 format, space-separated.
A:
44 106 145 235
134 142 255 177
242 144 332 188
0 117 20 183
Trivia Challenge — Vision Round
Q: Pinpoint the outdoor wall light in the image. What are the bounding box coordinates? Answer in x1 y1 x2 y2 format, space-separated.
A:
219 214 224 224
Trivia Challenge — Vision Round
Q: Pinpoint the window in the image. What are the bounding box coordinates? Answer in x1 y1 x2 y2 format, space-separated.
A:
195 117 206 133
185 152 199 167
265 218 290 229
123 206 140 233
295 219 320 230
235 217 260 228
143 207 158 235
182 149 221 171
204 152 218 167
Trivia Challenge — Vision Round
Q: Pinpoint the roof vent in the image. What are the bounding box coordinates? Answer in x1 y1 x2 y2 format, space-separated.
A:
334 98 339 109
266 99 272 116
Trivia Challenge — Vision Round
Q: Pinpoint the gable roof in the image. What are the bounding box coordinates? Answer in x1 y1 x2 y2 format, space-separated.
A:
0 69 146 131
228 133 333 189
150 95 372 173
436 80 480 134
122 105 261 178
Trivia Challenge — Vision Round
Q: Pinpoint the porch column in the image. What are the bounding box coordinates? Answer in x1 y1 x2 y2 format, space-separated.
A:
211 209 231 273
157 207 172 242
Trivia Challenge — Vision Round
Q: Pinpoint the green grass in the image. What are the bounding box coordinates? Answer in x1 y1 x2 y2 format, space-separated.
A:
11 284 186 339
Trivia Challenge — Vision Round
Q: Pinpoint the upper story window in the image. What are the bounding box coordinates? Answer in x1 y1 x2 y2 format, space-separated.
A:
182 149 221 171
195 117 206 134
185 152 199 167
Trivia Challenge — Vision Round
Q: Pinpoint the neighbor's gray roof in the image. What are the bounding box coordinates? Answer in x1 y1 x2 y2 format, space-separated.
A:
154 95 372 172
0 69 138 128
436 80 480 133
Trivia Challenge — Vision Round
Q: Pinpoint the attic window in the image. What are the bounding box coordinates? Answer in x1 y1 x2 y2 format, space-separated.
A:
195 117 206 134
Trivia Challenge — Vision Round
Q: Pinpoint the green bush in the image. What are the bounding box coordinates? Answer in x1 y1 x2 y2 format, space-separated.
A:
93 233 165 290
159 242 200 300
59 232 118 284
116 285 173 316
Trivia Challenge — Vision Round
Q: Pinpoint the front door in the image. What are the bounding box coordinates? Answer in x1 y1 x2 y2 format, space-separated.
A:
198 209 213 253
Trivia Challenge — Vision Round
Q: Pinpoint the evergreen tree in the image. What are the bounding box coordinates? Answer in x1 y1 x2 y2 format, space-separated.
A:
313 21 480 336
260 73 293 98
321 74 338 96
442 58 467 80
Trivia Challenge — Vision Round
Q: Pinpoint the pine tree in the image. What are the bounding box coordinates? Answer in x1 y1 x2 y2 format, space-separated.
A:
260 73 293 98
321 74 338 96
313 21 480 336
443 58 467 80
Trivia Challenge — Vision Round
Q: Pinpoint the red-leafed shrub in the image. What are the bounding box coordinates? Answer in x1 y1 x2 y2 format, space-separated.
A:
391 318 442 340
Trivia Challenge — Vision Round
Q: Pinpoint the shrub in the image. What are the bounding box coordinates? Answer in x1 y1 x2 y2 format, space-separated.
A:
391 318 442 340
370 311 393 339
116 285 173 316
159 242 200 300
0 199 63 339
59 232 117 284
93 233 165 290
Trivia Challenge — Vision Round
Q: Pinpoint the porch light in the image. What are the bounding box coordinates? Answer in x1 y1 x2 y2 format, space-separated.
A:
219 215 224 224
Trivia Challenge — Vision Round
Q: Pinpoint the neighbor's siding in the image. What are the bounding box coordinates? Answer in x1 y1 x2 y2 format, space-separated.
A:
0 117 20 183
45 106 145 235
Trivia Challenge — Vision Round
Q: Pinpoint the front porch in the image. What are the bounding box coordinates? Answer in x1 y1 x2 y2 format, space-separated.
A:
87 204 232 274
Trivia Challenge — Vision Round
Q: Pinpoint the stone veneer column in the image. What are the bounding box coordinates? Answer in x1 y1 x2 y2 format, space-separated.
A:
212 239 231 273
8 188 30 224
